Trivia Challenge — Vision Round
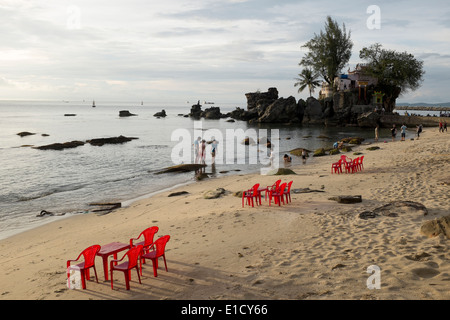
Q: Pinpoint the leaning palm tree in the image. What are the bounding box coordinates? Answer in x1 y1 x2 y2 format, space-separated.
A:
294 68 321 97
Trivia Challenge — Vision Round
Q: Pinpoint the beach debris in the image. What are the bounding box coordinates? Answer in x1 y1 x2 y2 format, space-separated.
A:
292 188 324 193
366 146 380 151
204 188 227 199
87 135 138 146
329 195 362 204
17 131 35 137
331 263 346 270
89 202 121 215
373 201 428 217
420 215 450 239
119 110 137 117
36 210 66 217
358 201 429 220
34 141 85 150
156 163 206 174
168 191 189 197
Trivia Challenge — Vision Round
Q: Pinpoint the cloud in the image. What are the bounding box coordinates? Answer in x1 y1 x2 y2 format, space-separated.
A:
0 0 449 103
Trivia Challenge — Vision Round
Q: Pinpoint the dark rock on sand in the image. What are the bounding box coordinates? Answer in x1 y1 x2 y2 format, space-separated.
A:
421 215 450 239
168 191 189 197
204 188 227 199
329 195 362 203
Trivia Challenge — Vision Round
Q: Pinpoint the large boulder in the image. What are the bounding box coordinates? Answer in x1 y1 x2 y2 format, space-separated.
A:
201 107 224 119
257 96 300 123
245 87 278 111
303 97 324 124
228 107 258 121
189 103 202 118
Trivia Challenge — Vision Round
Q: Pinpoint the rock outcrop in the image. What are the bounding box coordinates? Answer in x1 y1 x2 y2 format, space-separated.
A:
153 110 167 117
119 110 137 117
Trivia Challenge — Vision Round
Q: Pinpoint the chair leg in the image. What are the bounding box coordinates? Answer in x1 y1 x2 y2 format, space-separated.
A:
152 258 159 277
93 266 99 284
110 269 114 290
80 269 87 289
136 266 142 284
124 271 130 290
163 254 168 272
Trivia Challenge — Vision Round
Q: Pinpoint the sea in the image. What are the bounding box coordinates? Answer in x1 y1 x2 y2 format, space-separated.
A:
0 100 435 240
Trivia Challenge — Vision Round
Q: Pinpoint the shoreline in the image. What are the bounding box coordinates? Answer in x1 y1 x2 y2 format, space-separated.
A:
0 128 448 300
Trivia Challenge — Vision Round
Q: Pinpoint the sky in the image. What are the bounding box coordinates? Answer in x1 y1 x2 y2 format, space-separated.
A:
1 0 450 105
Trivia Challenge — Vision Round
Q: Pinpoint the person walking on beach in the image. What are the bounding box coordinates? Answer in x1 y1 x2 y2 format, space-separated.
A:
301 149 307 164
210 137 218 164
391 124 397 141
444 121 447 132
375 124 379 142
200 139 206 164
416 124 423 139
400 124 407 141
439 121 443 133
194 136 201 163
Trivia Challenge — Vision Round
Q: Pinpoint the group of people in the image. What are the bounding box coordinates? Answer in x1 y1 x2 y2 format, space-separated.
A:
375 123 424 142
439 121 448 133
194 137 218 164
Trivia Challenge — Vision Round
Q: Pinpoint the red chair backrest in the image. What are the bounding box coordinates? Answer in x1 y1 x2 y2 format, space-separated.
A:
82 245 101 268
252 183 260 194
286 181 293 192
126 245 143 268
154 235 170 258
275 179 281 188
278 183 287 195
141 226 159 246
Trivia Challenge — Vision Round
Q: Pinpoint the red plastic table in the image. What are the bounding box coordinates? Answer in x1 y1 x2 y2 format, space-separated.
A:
97 242 130 281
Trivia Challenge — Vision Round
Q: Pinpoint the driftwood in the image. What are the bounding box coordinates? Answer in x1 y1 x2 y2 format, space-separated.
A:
329 195 362 204
89 202 121 214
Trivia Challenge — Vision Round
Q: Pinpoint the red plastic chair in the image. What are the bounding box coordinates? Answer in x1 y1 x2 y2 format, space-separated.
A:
284 181 293 203
346 158 359 173
358 155 364 171
141 235 170 277
269 182 287 206
130 226 159 265
331 159 343 174
67 244 101 289
265 179 281 200
110 245 143 290
242 183 260 207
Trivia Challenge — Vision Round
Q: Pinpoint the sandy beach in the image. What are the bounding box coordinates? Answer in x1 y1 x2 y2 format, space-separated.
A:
0 127 449 301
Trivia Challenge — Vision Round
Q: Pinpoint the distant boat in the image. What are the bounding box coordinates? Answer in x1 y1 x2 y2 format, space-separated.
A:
204 101 215 104
92 100 96 108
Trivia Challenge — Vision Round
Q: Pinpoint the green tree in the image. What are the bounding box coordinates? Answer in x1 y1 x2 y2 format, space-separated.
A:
294 68 321 97
359 43 425 112
299 16 353 87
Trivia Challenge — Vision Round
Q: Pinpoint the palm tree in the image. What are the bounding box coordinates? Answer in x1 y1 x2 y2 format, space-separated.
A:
294 68 321 97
